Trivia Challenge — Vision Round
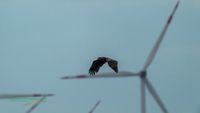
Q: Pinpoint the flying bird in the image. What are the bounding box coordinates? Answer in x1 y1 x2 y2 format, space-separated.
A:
89 57 118 75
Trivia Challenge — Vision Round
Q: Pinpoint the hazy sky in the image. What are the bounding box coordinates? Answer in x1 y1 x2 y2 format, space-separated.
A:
0 0 200 113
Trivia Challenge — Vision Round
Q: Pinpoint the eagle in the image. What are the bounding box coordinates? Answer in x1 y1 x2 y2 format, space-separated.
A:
89 57 118 75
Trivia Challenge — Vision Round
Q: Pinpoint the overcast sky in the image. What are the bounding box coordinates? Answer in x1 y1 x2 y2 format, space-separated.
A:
0 0 200 113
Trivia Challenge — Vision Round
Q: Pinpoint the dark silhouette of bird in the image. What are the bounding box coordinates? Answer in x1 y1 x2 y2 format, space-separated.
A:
89 57 118 75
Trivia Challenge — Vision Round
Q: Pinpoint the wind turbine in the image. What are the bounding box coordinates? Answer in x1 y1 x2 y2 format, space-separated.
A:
88 100 101 113
0 94 53 99
0 94 53 113
62 100 101 113
61 1 180 113
25 96 47 113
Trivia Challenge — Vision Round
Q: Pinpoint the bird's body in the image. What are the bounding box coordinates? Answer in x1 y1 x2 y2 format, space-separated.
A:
89 57 118 75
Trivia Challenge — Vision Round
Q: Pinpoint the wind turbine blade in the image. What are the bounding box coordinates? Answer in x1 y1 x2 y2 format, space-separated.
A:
142 0 180 70
144 78 169 113
0 94 54 99
61 71 140 80
88 100 101 113
141 78 146 113
25 96 46 113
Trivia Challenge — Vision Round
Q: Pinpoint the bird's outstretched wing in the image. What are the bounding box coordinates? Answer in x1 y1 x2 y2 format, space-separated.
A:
107 59 118 73
89 58 107 75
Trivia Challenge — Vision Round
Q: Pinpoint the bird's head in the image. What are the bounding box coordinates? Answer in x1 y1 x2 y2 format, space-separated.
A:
105 57 112 62
97 57 107 60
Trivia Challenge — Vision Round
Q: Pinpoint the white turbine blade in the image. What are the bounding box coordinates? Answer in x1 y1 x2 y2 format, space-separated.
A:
61 71 140 80
88 100 101 113
144 78 169 113
0 94 54 99
141 78 146 113
26 96 46 113
142 0 180 70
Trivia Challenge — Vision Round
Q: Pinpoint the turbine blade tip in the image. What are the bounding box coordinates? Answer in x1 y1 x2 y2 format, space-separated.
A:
61 76 68 79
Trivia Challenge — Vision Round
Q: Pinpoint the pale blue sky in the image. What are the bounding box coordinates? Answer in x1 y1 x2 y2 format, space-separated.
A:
0 0 200 113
